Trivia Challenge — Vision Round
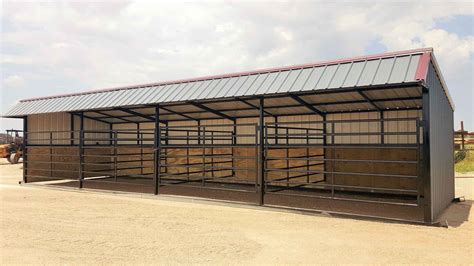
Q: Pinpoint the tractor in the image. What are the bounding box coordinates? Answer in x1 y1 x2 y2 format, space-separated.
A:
0 130 23 164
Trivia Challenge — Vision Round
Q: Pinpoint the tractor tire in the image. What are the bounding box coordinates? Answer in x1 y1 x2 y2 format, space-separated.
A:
9 153 19 164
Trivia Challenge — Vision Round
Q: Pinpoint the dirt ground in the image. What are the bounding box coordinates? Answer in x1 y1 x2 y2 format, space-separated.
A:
0 160 473 264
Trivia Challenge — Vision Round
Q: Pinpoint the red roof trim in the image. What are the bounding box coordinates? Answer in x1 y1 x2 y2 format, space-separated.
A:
20 47 433 103
415 51 431 81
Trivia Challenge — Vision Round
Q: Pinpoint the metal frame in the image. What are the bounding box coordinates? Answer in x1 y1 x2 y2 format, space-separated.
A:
21 85 436 223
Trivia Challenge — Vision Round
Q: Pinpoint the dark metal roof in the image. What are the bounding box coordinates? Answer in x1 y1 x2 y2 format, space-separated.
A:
4 48 452 117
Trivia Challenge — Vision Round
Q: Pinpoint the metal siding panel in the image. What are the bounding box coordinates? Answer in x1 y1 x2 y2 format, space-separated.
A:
265 70 290 94
342 61 365 87
427 62 454 220
315 64 339 90
372 57 395 84
357 59 380 86
328 63 352 88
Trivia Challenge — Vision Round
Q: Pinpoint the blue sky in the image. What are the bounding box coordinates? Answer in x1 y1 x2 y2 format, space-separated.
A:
1 1 473 131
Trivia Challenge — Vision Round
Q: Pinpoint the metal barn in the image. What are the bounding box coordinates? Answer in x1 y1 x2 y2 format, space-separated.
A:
3 48 455 224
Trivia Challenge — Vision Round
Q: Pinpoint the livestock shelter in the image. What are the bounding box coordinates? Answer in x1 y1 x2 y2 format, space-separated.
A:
3 48 455 224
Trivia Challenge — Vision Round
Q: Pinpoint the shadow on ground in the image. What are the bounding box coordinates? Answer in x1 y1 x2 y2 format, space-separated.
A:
438 200 472 227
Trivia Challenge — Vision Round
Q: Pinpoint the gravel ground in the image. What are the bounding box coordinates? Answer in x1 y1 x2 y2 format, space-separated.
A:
0 160 473 264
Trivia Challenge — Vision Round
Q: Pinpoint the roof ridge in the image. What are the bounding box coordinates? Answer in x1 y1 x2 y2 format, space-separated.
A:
20 47 433 102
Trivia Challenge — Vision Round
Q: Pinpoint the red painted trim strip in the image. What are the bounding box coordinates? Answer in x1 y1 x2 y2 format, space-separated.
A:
415 52 431 81
21 47 433 102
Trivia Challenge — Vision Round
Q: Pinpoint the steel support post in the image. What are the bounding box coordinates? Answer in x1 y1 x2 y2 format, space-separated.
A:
154 106 161 195
231 120 236 177
258 98 265 205
22 116 28 183
322 115 327 182
380 111 385 144
421 88 432 223
79 112 84 188
71 114 75 146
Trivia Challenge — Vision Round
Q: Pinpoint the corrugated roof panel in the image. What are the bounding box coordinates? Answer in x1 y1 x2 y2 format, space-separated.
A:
342 61 365 87
289 67 313 92
357 59 381 86
208 78 232 98
162 83 187 102
277 68 302 93
265 70 291 94
195 79 222 100
388 55 411 83
234 75 259 97
300 66 325 91
113 89 138 107
167 82 194 102
405 54 421 81
3 48 436 117
372 57 395 84
256 72 279 94
146 85 169 103
245 74 268 95
213 77 239 98
100 90 128 109
174 81 202 102
128 86 157 106
328 63 352 88
316 64 339 90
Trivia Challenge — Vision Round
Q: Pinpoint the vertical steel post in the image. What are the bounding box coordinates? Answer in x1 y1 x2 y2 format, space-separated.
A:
331 122 335 198
70 114 75 146
380 111 385 144
422 88 432 223
202 126 206 186
22 116 28 183
306 128 310 183
186 130 190 180
460 121 465 150
231 120 236 177
114 131 117 181
154 106 161 195
258 98 265 205
322 115 327 182
50 132 53 178
79 112 84 188
285 127 289 187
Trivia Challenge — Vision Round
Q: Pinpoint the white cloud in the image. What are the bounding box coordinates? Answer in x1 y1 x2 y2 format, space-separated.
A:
2 75 25 88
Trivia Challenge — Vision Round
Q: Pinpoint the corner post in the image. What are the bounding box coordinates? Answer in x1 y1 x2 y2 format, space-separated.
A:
22 116 28 183
422 87 432 223
258 97 265 205
154 106 161 195
79 112 84 188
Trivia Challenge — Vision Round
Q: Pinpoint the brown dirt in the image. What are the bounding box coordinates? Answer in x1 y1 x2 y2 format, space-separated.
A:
0 159 473 264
